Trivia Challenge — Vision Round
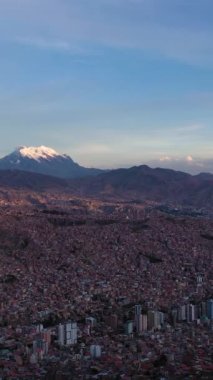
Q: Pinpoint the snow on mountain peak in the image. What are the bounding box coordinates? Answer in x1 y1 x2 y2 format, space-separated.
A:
17 146 62 162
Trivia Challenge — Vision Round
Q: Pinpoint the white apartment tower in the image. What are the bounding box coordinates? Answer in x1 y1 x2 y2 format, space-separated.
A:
58 321 77 346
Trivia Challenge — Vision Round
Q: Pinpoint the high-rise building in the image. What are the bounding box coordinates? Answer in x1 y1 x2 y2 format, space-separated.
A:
90 345 102 358
147 311 164 330
207 299 213 320
58 323 65 346
171 309 178 326
58 321 77 346
135 314 143 334
186 304 195 323
125 320 133 335
147 311 156 330
135 304 142 315
65 321 77 345
134 304 143 334
178 305 186 321
200 301 207 318
196 274 203 284
158 311 164 326
36 324 44 333
142 314 148 331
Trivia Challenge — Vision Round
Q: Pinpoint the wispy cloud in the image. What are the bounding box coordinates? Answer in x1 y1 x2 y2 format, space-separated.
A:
149 155 213 174
15 36 71 52
14 36 92 55
0 0 213 65
0 0 213 168
175 124 205 133
73 143 112 156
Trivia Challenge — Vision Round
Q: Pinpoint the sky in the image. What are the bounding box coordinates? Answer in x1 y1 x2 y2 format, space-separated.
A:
0 0 213 171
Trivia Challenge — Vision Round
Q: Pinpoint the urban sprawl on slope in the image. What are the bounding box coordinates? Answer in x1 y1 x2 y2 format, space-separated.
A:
0 194 212 379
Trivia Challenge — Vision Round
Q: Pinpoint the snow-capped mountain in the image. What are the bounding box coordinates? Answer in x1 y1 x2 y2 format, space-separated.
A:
17 146 63 161
0 146 103 178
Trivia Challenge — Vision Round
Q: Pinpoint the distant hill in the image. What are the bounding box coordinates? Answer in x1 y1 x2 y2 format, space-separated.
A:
0 146 103 178
0 169 68 191
0 164 213 208
68 165 213 207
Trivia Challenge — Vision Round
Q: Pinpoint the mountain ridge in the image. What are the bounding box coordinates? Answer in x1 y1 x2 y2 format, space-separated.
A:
0 164 213 209
0 146 104 178
67 165 213 208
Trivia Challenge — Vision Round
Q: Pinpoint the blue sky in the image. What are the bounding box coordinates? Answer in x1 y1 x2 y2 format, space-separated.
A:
0 0 213 169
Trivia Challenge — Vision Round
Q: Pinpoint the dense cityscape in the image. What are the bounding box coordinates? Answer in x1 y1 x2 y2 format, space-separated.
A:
1 0 213 378
0 194 212 379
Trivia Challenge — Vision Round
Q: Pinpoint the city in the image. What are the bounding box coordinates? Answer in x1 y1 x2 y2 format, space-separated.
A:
0 195 212 379
0 0 213 379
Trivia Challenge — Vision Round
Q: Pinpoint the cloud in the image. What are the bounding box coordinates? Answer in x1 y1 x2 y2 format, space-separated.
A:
73 143 111 155
149 155 213 174
175 124 205 133
160 156 172 162
14 36 92 55
15 36 71 52
0 0 213 65
186 155 193 162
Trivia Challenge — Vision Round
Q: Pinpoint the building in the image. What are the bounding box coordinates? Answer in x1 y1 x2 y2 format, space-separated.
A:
207 299 213 320
186 304 195 323
58 323 65 346
33 338 48 360
148 311 156 330
90 345 102 358
142 314 148 331
85 317 97 327
135 304 142 315
199 301 207 318
135 314 143 334
178 305 186 321
58 321 77 346
125 320 133 335
147 311 164 330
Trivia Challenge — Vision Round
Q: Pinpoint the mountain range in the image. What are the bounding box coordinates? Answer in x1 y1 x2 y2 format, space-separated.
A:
0 165 212 209
68 165 213 207
0 146 213 208
0 146 103 178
